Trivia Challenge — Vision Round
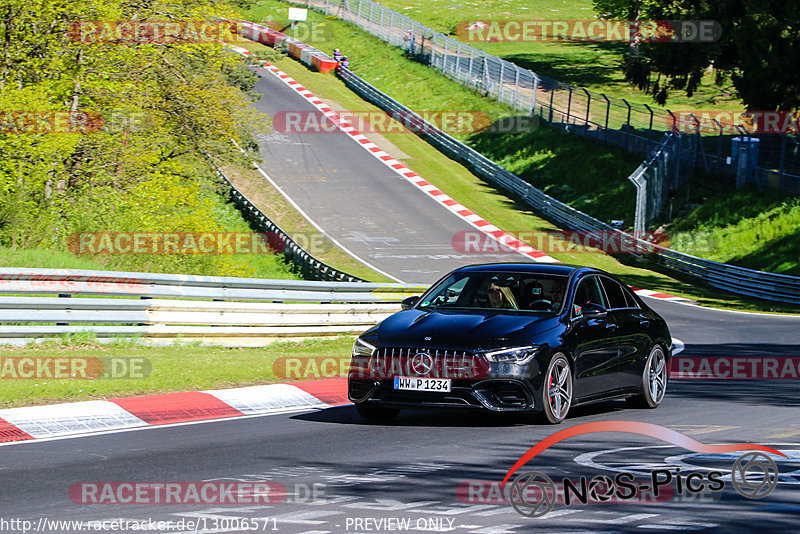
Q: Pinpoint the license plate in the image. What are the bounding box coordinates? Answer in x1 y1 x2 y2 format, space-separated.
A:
393 376 452 392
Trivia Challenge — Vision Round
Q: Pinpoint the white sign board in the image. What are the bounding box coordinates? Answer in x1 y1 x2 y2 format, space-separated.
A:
288 7 308 21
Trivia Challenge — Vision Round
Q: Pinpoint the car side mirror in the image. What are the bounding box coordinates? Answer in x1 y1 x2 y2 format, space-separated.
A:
581 302 608 319
401 296 419 310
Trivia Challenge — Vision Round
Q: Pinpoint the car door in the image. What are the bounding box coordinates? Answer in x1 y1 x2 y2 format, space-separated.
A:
599 276 649 389
570 275 622 400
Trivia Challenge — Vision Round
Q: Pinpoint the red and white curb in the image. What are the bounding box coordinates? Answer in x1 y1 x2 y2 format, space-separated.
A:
230 45 690 304
629 287 691 303
0 378 349 445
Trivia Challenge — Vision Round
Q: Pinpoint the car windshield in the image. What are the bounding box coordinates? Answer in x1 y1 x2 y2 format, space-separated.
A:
417 272 568 313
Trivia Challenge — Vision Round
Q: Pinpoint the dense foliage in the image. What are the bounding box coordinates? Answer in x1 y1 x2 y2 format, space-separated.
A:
0 0 289 277
593 0 800 110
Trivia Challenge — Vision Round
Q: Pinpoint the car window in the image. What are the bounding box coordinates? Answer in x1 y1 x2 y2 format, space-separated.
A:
419 274 468 308
600 277 629 309
418 272 568 312
621 284 641 309
572 276 606 316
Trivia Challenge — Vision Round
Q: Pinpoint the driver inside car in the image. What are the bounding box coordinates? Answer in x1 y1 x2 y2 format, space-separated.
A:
487 282 518 309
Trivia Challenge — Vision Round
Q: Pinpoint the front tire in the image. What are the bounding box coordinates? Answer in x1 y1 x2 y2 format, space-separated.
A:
541 354 573 424
355 403 399 421
627 345 667 409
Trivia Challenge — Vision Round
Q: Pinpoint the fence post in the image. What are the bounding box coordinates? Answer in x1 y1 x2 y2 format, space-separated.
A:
622 98 632 149
713 119 724 162
566 86 573 125
628 164 648 238
602 94 610 141
688 113 709 173
513 67 520 110
442 37 449 73
582 88 591 126
549 87 555 123
468 47 475 87
531 73 539 115
644 104 654 138
499 61 505 102
674 131 683 193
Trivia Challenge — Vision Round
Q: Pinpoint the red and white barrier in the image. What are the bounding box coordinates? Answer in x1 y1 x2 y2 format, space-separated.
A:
235 20 338 73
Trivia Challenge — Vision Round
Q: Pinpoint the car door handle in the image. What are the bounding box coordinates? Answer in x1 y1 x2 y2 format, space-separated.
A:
639 319 651 327
605 323 618 331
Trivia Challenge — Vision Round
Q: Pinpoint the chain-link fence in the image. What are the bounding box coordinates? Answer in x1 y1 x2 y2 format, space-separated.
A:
297 0 800 194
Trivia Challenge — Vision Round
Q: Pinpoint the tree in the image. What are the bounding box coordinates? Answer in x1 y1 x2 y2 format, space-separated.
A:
0 0 268 266
592 0 800 111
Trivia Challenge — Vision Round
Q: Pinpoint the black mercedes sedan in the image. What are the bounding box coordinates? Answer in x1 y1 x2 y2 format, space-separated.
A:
348 263 672 424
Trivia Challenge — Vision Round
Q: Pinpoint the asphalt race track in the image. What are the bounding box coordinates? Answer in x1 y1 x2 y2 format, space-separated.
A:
249 67 527 283
2 65 800 534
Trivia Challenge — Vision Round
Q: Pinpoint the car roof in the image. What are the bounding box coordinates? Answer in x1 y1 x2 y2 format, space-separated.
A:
452 263 601 276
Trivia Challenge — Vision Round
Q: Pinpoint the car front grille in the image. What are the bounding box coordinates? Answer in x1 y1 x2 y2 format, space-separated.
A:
368 347 490 379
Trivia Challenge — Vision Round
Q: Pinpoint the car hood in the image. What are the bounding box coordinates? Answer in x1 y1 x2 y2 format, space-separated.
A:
367 308 561 351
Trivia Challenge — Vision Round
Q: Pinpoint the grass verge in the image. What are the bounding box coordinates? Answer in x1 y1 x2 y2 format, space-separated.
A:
667 185 800 276
0 336 356 408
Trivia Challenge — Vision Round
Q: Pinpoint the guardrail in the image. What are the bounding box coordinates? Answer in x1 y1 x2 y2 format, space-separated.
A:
334 67 800 305
0 268 426 346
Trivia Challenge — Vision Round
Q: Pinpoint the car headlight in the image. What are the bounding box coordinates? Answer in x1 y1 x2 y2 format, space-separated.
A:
352 338 377 358
483 346 538 364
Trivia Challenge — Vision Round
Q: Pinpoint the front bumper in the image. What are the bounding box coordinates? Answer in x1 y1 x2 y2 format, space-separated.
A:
348 377 537 412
